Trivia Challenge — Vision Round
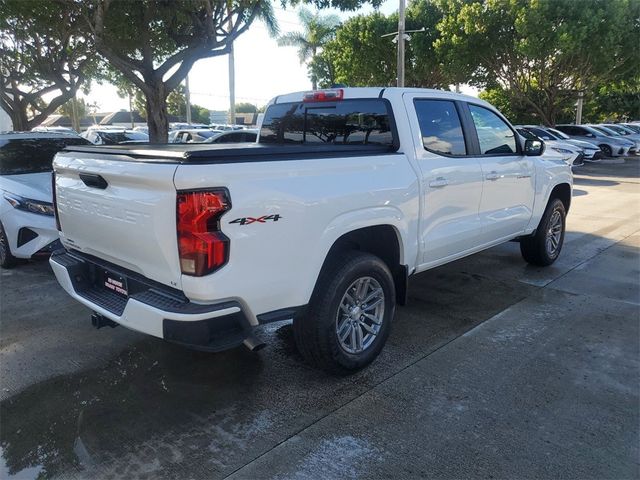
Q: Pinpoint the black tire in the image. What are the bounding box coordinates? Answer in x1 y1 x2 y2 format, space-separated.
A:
520 198 566 266
293 250 396 374
0 222 17 268
600 144 613 158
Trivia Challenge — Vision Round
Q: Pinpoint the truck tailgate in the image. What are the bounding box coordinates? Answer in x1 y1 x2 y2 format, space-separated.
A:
53 152 182 289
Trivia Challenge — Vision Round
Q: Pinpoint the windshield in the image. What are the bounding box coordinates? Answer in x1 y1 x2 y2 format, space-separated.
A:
591 126 619 136
0 137 90 175
99 131 149 144
517 128 538 140
527 127 556 140
548 127 570 140
624 124 640 133
604 125 631 135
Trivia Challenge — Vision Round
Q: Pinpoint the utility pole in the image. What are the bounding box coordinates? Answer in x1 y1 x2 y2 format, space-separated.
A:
228 44 236 125
575 90 584 125
396 0 406 87
128 90 134 129
227 2 236 125
382 3 423 88
185 75 192 124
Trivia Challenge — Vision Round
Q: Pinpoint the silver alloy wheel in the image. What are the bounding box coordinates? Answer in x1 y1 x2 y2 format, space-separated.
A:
335 276 385 354
546 209 563 257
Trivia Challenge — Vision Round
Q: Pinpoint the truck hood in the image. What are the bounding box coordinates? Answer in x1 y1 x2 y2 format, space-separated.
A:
0 172 52 203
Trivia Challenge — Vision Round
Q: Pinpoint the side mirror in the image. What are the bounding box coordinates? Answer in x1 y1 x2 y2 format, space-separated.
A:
524 139 544 156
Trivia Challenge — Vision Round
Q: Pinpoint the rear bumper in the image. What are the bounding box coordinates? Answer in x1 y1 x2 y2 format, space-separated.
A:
50 250 257 352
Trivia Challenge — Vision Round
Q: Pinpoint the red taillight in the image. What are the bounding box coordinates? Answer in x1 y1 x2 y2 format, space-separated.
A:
303 89 344 103
52 171 61 231
177 189 230 276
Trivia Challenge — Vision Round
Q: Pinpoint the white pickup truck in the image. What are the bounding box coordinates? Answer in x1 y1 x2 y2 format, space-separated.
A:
50 88 572 373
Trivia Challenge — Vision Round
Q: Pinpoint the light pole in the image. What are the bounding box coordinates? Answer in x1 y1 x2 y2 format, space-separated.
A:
185 74 192 124
382 18 425 87
575 90 584 125
397 0 405 87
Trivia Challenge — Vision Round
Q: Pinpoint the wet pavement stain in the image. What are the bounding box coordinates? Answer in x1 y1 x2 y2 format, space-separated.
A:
0 271 539 479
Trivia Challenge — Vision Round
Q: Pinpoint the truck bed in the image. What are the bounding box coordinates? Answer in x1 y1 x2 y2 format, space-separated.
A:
62 143 397 164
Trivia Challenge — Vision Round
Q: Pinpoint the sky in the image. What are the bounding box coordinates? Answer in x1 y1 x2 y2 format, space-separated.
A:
80 0 477 114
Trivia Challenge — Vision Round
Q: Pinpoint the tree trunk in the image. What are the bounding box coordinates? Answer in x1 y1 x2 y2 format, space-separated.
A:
8 105 29 132
145 84 169 143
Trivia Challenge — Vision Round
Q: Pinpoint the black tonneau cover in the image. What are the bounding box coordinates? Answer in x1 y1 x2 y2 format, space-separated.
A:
61 142 398 164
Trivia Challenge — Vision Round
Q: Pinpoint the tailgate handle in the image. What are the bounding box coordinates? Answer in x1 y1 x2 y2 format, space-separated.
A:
79 173 108 189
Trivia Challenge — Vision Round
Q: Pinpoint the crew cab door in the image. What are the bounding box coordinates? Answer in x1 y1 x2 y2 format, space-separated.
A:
403 94 484 266
464 103 535 242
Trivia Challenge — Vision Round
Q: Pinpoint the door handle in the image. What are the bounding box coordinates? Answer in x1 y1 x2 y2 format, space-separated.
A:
429 177 449 188
79 173 108 189
485 171 501 181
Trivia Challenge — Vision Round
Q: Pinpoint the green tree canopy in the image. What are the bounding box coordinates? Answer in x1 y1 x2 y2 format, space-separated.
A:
314 2 449 89
435 0 640 125
0 0 95 131
79 0 278 142
235 102 258 113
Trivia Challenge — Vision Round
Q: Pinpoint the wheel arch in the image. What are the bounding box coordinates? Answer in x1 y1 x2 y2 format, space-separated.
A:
313 224 409 306
549 182 572 213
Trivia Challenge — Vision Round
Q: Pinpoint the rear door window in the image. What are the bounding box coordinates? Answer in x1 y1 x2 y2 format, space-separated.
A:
469 105 517 155
414 99 466 155
260 99 396 148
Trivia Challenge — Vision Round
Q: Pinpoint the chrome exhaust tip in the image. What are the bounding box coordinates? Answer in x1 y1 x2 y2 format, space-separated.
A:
243 335 266 352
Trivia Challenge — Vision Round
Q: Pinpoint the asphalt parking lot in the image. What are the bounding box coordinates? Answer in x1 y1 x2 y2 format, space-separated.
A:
1 158 638 480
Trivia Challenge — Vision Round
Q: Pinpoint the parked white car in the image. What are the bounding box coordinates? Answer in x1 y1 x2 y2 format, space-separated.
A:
600 124 640 153
519 125 603 161
588 124 640 155
0 132 90 267
81 128 149 145
168 129 222 143
31 126 77 134
555 124 635 157
516 127 584 166
51 88 571 373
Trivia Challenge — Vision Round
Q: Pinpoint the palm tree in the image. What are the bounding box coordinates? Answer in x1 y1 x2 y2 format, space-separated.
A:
277 8 340 90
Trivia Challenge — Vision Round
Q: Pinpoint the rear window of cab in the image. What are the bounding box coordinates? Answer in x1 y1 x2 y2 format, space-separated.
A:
259 99 396 148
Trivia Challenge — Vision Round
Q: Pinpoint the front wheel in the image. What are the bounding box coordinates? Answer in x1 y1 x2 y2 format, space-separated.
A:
0 222 17 268
520 198 566 266
600 144 613 157
293 251 395 374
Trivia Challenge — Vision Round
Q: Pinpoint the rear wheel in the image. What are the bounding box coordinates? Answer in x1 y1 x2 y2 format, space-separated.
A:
600 144 613 157
293 251 395 374
520 198 566 266
0 223 17 268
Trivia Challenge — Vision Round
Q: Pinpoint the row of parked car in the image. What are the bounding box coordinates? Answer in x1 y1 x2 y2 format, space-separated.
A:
1 115 638 268
74 124 258 146
516 123 640 166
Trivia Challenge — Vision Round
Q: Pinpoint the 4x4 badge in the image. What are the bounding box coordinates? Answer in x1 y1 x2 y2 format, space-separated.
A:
229 214 282 226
